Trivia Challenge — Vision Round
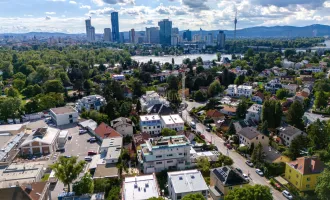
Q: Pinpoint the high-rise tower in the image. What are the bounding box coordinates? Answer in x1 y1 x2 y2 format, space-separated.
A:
234 10 238 40
111 12 120 43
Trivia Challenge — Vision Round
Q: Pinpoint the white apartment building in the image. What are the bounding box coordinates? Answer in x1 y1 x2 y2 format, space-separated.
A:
265 79 282 93
168 170 209 200
111 117 135 136
277 125 306 146
50 106 78 126
237 85 253 97
138 135 191 173
226 85 237 97
245 104 263 122
100 137 123 164
139 115 162 135
140 91 169 112
75 95 106 112
161 114 184 131
123 174 160 200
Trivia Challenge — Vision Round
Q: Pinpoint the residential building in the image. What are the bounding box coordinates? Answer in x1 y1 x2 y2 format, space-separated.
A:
0 163 44 188
94 122 122 141
226 85 237 97
282 84 298 95
145 27 160 44
160 114 184 131
20 127 60 155
138 135 191 173
168 170 209 200
123 174 160 200
110 117 135 136
206 109 225 122
285 157 325 191
220 106 237 116
183 30 192 41
147 104 174 115
111 12 120 43
158 19 172 45
237 127 269 148
237 85 253 97
217 31 226 49
57 130 68 148
78 119 97 133
280 76 295 83
0 182 50 200
251 91 264 104
139 91 169 112
49 106 78 126
171 35 179 46
75 95 106 112
277 125 306 146
139 115 162 135
209 166 249 200
265 79 282 93
245 104 262 123
100 137 123 164
104 28 112 42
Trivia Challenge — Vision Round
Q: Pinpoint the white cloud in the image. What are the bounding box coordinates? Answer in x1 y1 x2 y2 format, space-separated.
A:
69 1 77 4
87 7 116 16
45 12 56 15
324 1 330 7
80 5 91 9
91 0 104 6
47 0 66 2
45 16 52 20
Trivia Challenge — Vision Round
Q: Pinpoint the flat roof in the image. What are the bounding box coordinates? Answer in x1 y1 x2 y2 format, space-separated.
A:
50 106 77 115
139 115 160 122
26 120 47 130
79 119 98 130
105 147 121 160
101 137 123 149
0 124 24 132
124 174 159 200
168 170 208 194
93 164 118 179
161 115 184 125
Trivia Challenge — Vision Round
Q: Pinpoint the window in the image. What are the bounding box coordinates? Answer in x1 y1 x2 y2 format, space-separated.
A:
149 127 151 129
289 169 291 173
256 137 258 140
229 186 233 190
156 162 162 164
69 114 72 118
167 154 173 157
306 184 310 188
296 174 299 178
156 155 162 158
144 127 147 129
178 153 183 155
262 136 264 139
288 176 291 179
157 126 160 128
296 181 298 185
307 178 310 181
167 160 173 163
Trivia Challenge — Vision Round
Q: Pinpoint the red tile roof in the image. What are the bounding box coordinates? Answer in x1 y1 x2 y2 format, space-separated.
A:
288 157 325 175
95 122 122 139
206 109 224 118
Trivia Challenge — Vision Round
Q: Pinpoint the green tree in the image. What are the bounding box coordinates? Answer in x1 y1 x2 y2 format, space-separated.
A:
208 80 222 97
51 156 86 192
13 79 25 91
260 120 269 135
148 197 164 200
194 90 207 102
0 97 21 120
315 91 328 109
6 87 20 97
182 193 205 200
225 184 273 200
251 142 264 166
227 123 236 135
43 79 64 93
286 101 304 129
212 154 234 168
161 128 176 136
236 98 248 118
307 120 330 151
234 75 245 85
288 135 309 160
276 88 289 100
73 173 94 195
196 157 210 175
205 98 217 110
316 167 330 200
119 102 132 117
167 75 179 90
216 52 221 61
262 100 282 129
106 186 120 200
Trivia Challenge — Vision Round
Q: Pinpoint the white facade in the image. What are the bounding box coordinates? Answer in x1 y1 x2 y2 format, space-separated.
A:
138 135 191 173
75 95 106 112
226 85 237 97
57 130 68 147
168 170 209 200
140 91 169 112
139 115 162 135
50 106 78 126
277 126 306 146
161 114 184 131
111 117 134 136
100 137 123 164
123 174 160 200
245 104 263 122
237 85 253 97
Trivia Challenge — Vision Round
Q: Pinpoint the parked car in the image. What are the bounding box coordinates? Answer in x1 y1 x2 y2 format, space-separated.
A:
189 99 194 102
242 173 249 181
68 136 72 140
205 127 211 132
79 129 87 134
87 137 97 143
84 156 93 161
245 160 254 167
64 155 71 158
56 147 65 152
255 169 264 176
235 168 242 174
190 121 196 129
282 190 293 199
88 151 97 156
200 134 205 139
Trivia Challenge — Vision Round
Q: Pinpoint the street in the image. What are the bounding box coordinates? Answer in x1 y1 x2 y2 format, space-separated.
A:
182 101 286 200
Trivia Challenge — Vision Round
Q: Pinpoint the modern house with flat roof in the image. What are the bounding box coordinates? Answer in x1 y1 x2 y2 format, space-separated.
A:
123 174 160 200
139 115 162 135
167 169 209 200
75 95 106 112
160 114 184 132
138 135 191 173
49 106 78 126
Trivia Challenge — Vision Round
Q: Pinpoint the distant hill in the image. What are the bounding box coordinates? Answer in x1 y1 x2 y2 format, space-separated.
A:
1 24 330 38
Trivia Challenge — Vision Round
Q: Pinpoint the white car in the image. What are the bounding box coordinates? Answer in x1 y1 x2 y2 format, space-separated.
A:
282 190 293 199
242 173 249 181
255 169 264 176
84 156 92 161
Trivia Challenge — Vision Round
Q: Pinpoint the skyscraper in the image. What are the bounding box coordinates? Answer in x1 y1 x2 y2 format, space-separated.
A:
158 19 172 45
207 33 213 45
129 29 135 43
172 27 179 35
145 27 160 44
111 12 120 43
89 26 95 42
104 28 112 42
234 10 238 41
85 18 91 40
183 30 192 41
217 31 226 49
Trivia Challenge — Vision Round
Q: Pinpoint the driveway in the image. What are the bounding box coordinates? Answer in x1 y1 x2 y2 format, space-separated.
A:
182 101 286 200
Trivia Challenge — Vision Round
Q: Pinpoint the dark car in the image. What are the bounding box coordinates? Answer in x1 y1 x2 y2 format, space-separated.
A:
87 137 97 143
56 148 65 152
236 168 243 174
68 136 72 140
88 151 97 156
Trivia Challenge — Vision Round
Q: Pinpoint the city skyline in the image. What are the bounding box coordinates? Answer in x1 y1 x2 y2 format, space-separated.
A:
2 0 330 33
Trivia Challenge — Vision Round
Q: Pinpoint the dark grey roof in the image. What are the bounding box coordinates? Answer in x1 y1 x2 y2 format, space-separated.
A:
212 166 249 186
0 187 31 200
238 127 261 140
277 125 305 137
148 104 174 115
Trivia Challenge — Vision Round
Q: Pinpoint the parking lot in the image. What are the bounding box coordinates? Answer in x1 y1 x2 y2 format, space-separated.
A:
58 126 100 162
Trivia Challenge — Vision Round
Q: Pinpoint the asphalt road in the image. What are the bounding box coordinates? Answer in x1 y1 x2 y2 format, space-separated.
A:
182 101 286 200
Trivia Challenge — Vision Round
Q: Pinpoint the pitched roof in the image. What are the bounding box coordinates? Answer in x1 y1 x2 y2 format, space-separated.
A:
211 166 249 187
21 182 48 200
277 125 305 137
238 127 262 140
254 91 265 100
0 182 48 200
133 132 151 146
147 103 174 115
296 91 309 98
206 109 224 118
110 117 134 128
94 122 122 139
288 157 325 175
222 106 237 113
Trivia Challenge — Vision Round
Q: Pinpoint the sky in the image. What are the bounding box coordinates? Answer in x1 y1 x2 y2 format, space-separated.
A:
1 0 330 33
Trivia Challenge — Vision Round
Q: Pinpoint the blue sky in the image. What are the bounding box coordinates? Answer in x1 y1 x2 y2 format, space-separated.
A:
1 0 330 33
